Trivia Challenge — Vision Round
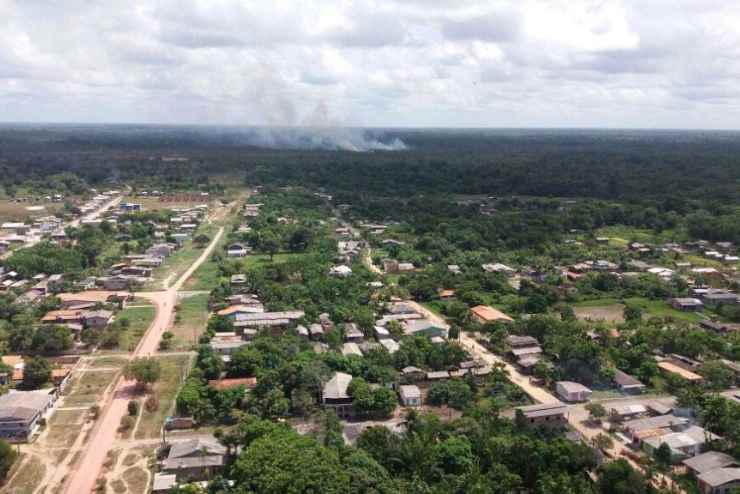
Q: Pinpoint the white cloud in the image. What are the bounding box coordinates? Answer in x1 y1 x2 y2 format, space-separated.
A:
0 0 739 128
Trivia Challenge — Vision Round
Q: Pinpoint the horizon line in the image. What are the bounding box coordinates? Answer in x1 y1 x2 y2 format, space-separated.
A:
1 121 740 132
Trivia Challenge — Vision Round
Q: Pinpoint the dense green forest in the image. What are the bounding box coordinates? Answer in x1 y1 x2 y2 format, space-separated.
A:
1 126 739 202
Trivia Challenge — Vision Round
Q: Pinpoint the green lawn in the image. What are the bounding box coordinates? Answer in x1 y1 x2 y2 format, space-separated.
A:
117 305 157 352
592 225 687 245
134 355 192 439
623 297 704 323
572 298 621 307
3 454 45 494
142 223 218 289
244 252 307 268
64 369 119 407
169 294 210 350
573 296 705 324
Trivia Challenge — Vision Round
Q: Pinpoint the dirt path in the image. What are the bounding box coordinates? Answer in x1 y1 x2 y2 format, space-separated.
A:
61 227 224 494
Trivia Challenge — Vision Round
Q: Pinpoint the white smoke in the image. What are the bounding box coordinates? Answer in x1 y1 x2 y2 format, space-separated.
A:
241 126 406 152
244 69 407 152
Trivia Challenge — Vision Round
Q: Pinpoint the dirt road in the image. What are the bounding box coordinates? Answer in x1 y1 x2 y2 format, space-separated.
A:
62 226 224 494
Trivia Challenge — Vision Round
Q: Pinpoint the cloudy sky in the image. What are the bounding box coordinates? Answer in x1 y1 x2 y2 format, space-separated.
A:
2 0 740 129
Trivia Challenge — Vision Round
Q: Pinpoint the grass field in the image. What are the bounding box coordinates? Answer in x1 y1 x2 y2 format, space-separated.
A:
169 293 210 350
0 199 64 222
45 409 86 448
89 356 128 368
117 305 157 352
122 466 149 494
64 370 119 407
134 354 192 439
574 304 625 323
143 222 218 289
244 252 307 269
623 297 704 323
3 454 45 494
121 196 214 212
592 225 687 245
573 297 704 324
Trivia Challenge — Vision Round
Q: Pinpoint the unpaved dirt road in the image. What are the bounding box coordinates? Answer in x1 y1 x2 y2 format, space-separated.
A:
62 226 224 494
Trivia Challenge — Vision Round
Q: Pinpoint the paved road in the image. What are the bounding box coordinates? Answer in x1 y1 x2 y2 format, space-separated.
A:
62 226 224 494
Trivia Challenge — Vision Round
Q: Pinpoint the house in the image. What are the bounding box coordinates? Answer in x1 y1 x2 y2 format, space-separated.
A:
0 389 56 441
696 469 740 494
309 323 324 340
217 304 266 318
426 371 450 381
161 438 226 482
120 266 151 277
226 243 248 257
322 372 354 418
341 342 363 357
642 425 719 461
230 274 247 286
658 361 703 382
448 265 461 275
233 310 304 329
329 265 352 277
103 275 136 291
84 309 113 329
209 336 249 356
152 473 177 492
401 366 425 381
684 451 739 477
344 324 364 342
613 369 646 394
608 404 647 422
482 263 515 275
378 338 399 354
470 305 513 324
623 414 690 443
434 288 456 301
397 262 415 272
403 319 448 339
515 402 568 428
383 259 399 273
47 274 65 291
0 355 25 384
555 381 592 402
119 202 142 212
507 335 540 348
58 291 131 309
672 298 704 312
146 243 175 258
703 292 739 308
399 385 421 407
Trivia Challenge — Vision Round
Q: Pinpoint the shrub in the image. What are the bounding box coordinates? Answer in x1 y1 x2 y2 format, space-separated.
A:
128 400 139 416
145 395 160 413
119 415 134 432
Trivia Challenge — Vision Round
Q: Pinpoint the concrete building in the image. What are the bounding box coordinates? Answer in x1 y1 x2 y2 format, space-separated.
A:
322 372 354 418
515 402 568 428
399 385 421 407
0 389 56 442
555 381 592 402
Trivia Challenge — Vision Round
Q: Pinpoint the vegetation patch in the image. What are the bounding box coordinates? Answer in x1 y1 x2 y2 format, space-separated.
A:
134 354 191 439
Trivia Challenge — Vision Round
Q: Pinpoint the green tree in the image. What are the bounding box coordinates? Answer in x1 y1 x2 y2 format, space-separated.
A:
596 459 647 494
123 358 161 390
653 442 672 469
231 428 350 493
21 357 52 390
623 304 642 323
0 439 18 480
585 402 607 422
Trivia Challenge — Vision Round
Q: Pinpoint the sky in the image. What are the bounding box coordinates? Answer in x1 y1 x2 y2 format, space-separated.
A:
2 0 740 129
